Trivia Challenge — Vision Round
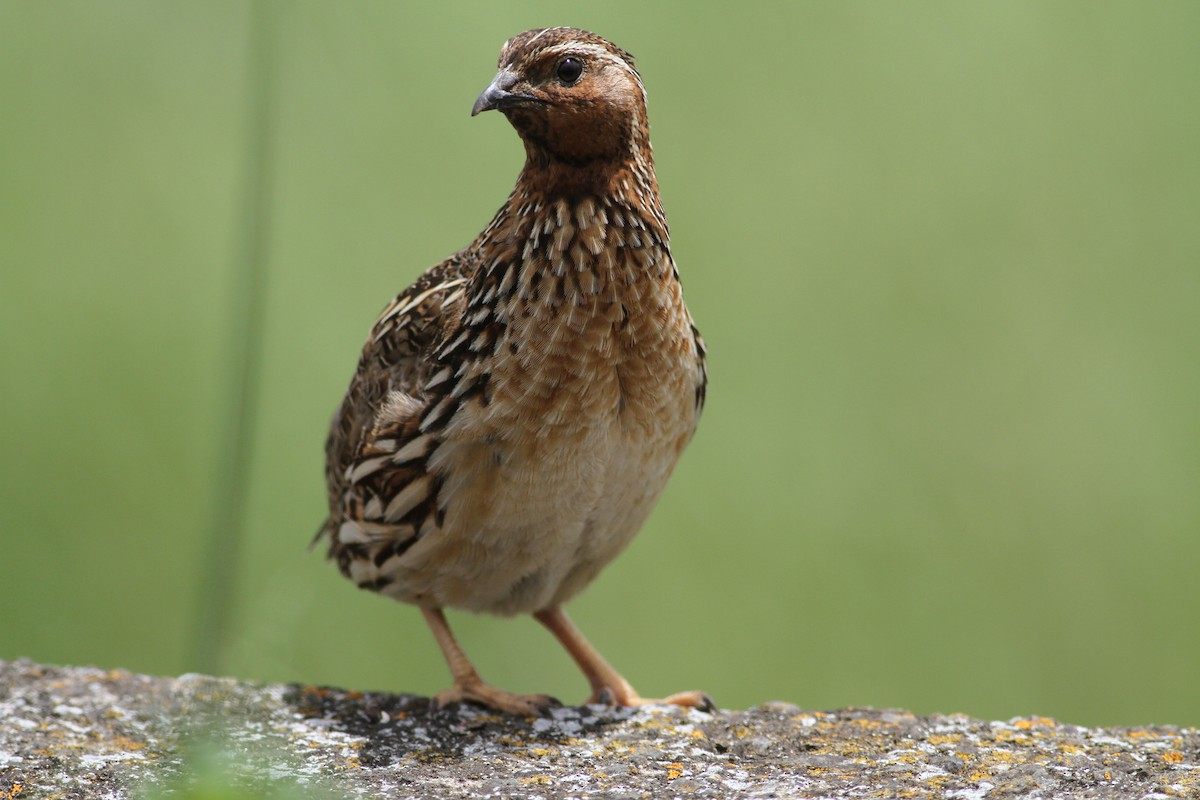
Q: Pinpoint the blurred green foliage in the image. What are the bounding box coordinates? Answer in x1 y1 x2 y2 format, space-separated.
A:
134 737 337 800
2 1 1197 728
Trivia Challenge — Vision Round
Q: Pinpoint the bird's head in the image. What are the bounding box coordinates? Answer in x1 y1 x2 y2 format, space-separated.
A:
472 28 650 168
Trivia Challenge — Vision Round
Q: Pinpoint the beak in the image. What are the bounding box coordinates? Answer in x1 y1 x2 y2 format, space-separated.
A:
471 68 542 116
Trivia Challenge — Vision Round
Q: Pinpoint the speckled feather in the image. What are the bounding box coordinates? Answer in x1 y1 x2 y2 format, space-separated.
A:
319 27 706 619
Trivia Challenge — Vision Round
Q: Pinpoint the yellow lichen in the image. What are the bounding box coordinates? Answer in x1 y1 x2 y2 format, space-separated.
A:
106 735 146 753
1013 717 1056 730
990 729 1033 746
987 750 1020 765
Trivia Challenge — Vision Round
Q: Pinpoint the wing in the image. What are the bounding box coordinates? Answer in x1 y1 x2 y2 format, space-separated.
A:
316 253 471 586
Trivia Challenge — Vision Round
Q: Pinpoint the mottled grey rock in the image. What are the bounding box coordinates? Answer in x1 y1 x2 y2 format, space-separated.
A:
1 658 1197 799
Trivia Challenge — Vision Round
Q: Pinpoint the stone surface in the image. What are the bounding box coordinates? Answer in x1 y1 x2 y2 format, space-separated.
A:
1 659 1197 799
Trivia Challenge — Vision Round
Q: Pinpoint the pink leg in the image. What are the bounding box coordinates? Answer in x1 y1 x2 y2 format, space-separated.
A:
534 606 713 709
422 607 558 715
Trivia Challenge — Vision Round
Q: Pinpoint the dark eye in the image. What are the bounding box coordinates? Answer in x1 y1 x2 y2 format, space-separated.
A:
556 57 583 85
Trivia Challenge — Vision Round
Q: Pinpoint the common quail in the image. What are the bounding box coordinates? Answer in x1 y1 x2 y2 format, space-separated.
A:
318 27 709 715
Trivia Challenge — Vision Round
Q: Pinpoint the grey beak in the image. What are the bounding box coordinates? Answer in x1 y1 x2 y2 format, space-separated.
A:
471 68 541 116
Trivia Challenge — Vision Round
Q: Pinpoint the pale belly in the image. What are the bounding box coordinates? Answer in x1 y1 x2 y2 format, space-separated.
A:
379 335 701 615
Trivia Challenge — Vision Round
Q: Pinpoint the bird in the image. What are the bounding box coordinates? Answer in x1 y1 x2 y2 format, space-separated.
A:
317 27 709 715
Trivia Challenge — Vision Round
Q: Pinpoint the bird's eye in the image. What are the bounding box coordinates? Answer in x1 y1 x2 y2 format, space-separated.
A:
556 57 584 85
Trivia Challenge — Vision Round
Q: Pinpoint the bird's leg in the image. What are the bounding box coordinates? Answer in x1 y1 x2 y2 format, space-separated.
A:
421 607 558 715
533 606 714 710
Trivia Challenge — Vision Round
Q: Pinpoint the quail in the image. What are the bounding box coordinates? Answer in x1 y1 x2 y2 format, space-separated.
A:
318 27 709 715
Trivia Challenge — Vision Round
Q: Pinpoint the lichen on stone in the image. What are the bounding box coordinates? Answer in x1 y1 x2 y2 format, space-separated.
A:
1 659 1196 799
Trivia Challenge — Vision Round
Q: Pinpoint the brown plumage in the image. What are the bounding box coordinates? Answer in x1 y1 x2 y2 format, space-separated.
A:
318 27 709 714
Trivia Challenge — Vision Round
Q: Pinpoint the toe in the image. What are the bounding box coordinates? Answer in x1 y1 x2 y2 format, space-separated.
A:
590 685 716 711
662 690 717 712
511 693 561 716
432 680 560 716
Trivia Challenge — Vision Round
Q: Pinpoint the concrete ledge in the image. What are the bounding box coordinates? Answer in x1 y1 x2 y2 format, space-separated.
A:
1 658 1196 798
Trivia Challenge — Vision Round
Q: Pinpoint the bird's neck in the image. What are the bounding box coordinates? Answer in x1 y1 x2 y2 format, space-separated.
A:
511 147 668 245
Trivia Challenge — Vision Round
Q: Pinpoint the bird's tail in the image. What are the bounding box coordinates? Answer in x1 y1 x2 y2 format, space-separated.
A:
308 519 333 553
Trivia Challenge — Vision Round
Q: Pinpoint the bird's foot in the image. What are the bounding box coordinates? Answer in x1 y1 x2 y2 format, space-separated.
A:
431 677 560 717
590 681 716 712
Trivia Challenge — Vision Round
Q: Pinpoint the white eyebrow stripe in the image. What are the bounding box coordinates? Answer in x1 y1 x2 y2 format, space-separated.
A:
540 43 621 62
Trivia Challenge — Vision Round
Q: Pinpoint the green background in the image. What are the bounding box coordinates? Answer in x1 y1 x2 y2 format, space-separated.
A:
2 2 1197 729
